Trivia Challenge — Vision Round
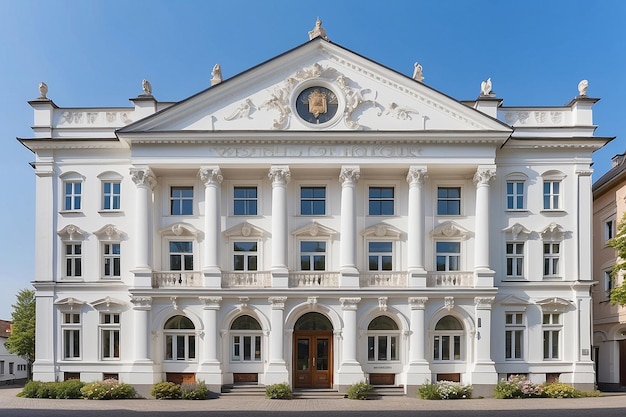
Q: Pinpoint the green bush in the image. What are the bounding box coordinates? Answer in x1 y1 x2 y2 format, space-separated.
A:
151 381 182 400
417 380 472 400
19 380 44 398
181 381 210 400
55 379 85 399
37 382 59 399
265 382 292 399
543 382 581 398
494 375 545 399
346 381 373 400
81 379 136 400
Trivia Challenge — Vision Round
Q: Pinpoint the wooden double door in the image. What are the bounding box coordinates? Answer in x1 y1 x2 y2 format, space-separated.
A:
294 331 332 388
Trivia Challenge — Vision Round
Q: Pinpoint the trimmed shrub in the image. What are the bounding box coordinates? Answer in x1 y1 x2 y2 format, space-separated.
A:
494 375 545 399
265 382 292 399
418 380 472 400
19 380 44 398
81 379 136 400
346 381 373 400
181 381 210 400
55 379 85 399
37 382 59 399
543 382 581 398
151 381 182 400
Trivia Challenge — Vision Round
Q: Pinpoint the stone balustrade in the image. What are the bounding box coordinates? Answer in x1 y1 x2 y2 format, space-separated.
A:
427 271 474 287
152 271 202 287
288 272 339 287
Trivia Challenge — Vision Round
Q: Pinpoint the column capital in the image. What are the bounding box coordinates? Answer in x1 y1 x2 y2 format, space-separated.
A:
339 166 360 185
473 165 496 187
406 166 428 186
409 297 428 309
130 167 157 189
268 166 291 185
199 166 223 186
340 297 361 310
474 296 495 309
199 296 222 309
269 296 288 309
130 296 152 310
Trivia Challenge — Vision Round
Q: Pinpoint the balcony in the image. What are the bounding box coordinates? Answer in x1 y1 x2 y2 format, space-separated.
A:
360 272 407 287
222 271 271 288
152 271 202 288
426 271 474 287
289 272 340 288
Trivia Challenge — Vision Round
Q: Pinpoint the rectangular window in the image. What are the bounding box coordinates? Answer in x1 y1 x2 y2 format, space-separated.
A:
506 242 524 277
231 335 262 362
65 243 82 277
234 186 258 215
506 181 524 210
170 241 193 271
433 335 461 361
102 181 121 210
103 243 121 278
543 313 561 360
8 363 13 375
301 186 326 215
505 312 524 360
437 187 461 215
300 241 326 271
368 241 393 271
100 313 120 360
369 187 394 215
436 241 460 271
543 181 560 210
543 243 560 277
64 181 82 211
62 313 81 359
233 241 258 271
605 270 613 292
605 219 615 241
367 335 398 361
170 186 193 215
0 361 3 374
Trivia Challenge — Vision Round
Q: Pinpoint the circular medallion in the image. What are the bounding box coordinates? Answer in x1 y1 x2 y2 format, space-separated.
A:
295 86 339 125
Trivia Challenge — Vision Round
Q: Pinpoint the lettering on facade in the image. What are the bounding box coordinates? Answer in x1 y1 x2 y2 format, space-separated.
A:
212 145 423 158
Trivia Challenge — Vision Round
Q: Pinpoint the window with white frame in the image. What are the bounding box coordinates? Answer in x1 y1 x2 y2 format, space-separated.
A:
62 313 81 359
605 219 615 241
164 315 196 361
170 186 193 215
542 171 565 211
64 243 82 278
505 312 524 360
234 186 258 215
100 313 120 360
506 242 524 278
433 315 463 361
300 186 326 215
233 241 258 271
506 180 525 210
368 241 392 271
64 180 82 211
542 313 561 360
437 187 461 215
230 315 262 362
102 181 121 211
300 241 326 270
169 241 193 271
436 241 460 271
367 316 399 362
543 243 560 277
369 186 394 215
103 243 120 278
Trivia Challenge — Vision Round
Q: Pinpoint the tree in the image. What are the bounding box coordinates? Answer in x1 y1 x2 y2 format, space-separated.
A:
609 213 626 305
4 289 35 379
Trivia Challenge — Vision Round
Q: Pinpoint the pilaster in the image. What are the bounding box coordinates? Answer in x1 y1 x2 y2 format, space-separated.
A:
199 167 223 287
405 297 431 392
197 296 222 391
129 296 156 384
339 166 360 286
407 166 428 287
130 167 156 287
473 166 496 286
471 296 497 392
265 296 289 384
269 166 290 287
336 297 364 389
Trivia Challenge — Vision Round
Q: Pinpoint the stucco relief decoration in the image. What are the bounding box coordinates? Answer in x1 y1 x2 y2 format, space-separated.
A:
385 102 419 120
94 224 124 241
241 223 251 237
534 112 546 124
199 296 222 309
406 167 428 186
518 112 529 124
269 296 287 309
224 99 255 120
432 221 470 239
307 296 318 309
409 297 428 309
58 224 85 241
540 222 566 241
550 111 562 123
502 222 531 241
268 166 291 184
55 297 86 311
378 297 388 312
199 167 223 186
474 297 495 308
170 296 179 311
444 296 454 311
336 75 381 129
340 297 361 310
504 112 517 125
473 167 496 187
130 296 152 309
339 166 360 184
238 297 250 310
130 167 157 189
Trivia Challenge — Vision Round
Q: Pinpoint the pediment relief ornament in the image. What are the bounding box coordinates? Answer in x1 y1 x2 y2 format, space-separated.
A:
362 222 402 239
94 224 125 241
535 297 573 311
502 223 531 241
224 222 267 238
58 224 86 241
540 222 566 240
431 221 470 239
160 222 201 238
55 297 86 310
293 221 337 237
499 295 529 306
91 296 127 311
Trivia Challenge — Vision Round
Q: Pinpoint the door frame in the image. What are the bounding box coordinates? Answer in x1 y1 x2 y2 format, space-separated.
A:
293 330 333 389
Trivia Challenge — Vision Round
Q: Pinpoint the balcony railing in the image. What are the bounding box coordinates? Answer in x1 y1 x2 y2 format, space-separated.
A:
222 271 271 288
152 271 202 288
289 272 340 288
360 272 407 287
427 271 474 287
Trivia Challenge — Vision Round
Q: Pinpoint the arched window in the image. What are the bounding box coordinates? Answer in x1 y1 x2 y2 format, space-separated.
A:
433 315 463 361
294 312 333 331
367 316 399 362
164 315 196 361
230 315 262 362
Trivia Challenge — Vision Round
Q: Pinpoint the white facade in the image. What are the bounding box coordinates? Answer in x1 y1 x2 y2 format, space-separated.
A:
0 321 29 383
22 32 608 396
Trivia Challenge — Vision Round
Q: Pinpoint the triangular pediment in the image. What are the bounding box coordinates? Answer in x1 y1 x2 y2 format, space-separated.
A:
293 221 337 237
117 39 511 142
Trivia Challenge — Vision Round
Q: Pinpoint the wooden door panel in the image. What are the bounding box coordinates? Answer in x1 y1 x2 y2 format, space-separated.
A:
294 332 332 388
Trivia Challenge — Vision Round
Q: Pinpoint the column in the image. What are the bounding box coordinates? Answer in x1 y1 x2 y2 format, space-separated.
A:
129 296 155 384
471 297 497 388
405 297 431 392
199 167 223 286
268 166 290 287
572 284 595 389
337 297 364 388
473 166 495 286
407 167 427 287
198 296 222 391
32 284 55 381
576 168 593 281
265 297 289 384
130 167 156 286
339 166 360 285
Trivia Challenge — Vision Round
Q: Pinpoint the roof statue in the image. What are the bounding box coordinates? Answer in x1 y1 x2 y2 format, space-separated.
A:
577 79 588 97
211 64 222 86
141 79 152 96
412 62 424 82
308 18 328 41
480 77 493 96
38 82 48 99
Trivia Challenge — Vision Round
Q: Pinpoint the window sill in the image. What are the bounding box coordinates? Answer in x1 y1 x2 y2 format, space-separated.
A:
59 210 84 215
98 210 124 215
503 277 527 281
505 209 528 213
540 209 566 214
543 276 563 281
100 277 122 281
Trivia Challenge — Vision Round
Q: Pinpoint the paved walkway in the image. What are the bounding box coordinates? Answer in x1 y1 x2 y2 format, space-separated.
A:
1 386 626 416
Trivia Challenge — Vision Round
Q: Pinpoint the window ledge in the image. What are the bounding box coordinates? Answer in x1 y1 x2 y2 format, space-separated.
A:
540 209 566 214
505 209 528 213
59 210 84 215
542 276 563 281
503 277 527 281
98 210 124 215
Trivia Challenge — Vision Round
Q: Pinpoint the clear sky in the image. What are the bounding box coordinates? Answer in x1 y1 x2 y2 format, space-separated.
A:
0 0 624 319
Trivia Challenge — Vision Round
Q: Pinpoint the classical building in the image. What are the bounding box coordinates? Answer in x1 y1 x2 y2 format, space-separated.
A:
592 152 626 391
21 22 609 396
0 320 29 384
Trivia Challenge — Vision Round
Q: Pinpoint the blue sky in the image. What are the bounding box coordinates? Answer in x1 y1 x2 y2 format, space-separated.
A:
0 0 624 319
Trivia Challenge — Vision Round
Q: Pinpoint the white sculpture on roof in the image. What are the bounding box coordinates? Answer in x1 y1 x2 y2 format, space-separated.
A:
412 62 424 82
480 77 492 96
38 82 48 99
141 79 152 95
308 18 328 40
211 64 222 86
577 79 588 97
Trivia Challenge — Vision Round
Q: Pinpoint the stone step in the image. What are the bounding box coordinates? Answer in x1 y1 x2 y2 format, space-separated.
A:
221 383 266 396
292 389 345 399
371 386 406 396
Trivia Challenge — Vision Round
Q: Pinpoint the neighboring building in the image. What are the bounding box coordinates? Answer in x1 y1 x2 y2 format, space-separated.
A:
592 152 626 391
0 320 29 384
21 23 609 396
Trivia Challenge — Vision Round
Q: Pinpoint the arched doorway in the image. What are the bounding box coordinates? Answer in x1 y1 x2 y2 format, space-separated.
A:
293 312 333 388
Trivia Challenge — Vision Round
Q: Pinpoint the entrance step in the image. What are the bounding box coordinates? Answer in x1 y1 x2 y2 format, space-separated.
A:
292 388 345 399
371 386 406 397
220 383 266 397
